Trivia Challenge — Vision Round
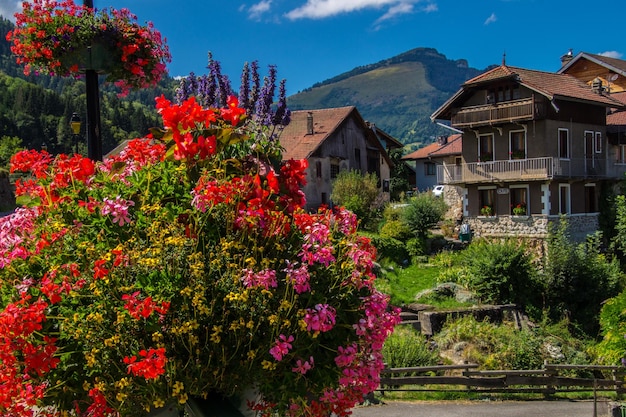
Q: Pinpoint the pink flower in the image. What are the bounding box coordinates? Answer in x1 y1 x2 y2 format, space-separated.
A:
100 196 135 226
303 304 336 333
283 261 310 294
241 268 277 290
292 356 314 374
269 334 294 361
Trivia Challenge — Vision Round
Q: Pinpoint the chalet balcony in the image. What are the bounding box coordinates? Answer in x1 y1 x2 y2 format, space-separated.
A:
437 157 619 185
450 98 546 128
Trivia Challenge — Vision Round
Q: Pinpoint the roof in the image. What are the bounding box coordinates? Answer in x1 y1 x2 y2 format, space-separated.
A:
278 106 395 167
402 134 462 160
279 107 356 160
432 65 625 121
608 110 626 126
558 52 626 78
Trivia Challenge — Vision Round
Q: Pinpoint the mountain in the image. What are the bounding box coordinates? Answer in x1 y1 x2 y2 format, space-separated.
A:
287 47 488 146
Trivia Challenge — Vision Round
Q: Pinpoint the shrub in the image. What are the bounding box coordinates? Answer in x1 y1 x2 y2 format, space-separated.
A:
403 192 448 237
331 170 379 228
544 218 623 336
382 326 439 369
370 235 409 266
380 220 412 242
406 237 427 258
458 239 541 311
593 290 626 365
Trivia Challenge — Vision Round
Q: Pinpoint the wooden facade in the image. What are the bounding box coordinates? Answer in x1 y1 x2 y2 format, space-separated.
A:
279 107 398 212
431 64 624 230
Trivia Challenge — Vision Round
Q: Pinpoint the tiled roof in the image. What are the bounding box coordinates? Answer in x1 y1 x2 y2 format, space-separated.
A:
279 107 355 160
611 91 626 105
466 65 624 107
608 110 626 126
584 53 626 74
402 134 462 160
429 134 462 156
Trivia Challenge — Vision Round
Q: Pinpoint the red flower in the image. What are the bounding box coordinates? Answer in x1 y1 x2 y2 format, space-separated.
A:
123 347 167 380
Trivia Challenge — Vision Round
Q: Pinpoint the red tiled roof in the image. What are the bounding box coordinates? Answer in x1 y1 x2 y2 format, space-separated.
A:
611 91 626 105
466 65 624 107
279 107 355 160
429 134 462 156
608 110 626 126
402 134 462 160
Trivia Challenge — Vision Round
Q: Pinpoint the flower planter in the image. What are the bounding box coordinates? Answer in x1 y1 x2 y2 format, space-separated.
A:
59 42 121 74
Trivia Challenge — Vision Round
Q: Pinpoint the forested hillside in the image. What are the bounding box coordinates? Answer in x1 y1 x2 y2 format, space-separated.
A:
0 16 176 168
288 48 488 146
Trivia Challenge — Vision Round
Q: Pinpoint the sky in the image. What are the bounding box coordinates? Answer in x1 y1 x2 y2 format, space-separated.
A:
1 0 625 95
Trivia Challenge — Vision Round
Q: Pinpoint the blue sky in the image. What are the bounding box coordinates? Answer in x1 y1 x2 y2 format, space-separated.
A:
2 0 625 95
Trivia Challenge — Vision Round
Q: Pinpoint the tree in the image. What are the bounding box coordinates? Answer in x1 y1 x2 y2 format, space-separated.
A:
544 218 623 336
403 191 447 237
331 170 379 228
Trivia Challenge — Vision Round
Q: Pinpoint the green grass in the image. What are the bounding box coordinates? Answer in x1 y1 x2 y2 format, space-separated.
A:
376 262 471 309
376 263 441 306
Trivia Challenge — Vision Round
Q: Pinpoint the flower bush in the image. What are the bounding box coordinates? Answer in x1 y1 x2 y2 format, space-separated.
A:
0 93 400 415
480 205 493 216
6 0 171 95
512 203 526 216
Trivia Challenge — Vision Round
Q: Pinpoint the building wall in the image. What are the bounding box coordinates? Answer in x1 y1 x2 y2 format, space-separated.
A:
302 117 391 211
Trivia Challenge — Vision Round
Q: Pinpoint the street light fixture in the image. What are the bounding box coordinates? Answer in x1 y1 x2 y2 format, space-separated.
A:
70 113 81 154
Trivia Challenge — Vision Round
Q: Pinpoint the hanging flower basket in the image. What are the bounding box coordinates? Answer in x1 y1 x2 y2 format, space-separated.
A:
6 0 171 95
0 95 400 417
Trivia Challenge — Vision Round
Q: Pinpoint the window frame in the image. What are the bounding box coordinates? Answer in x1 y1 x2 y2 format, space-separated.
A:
509 185 529 216
478 133 494 162
478 186 496 216
509 130 526 160
558 128 569 159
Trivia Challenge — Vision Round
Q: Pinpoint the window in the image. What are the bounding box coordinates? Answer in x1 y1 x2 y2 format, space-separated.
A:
510 186 528 216
479 134 494 162
354 148 361 170
618 145 626 163
585 184 596 213
558 129 569 159
425 162 436 176
509 130 526 159
595 132 602 153
316 161 322 178
330 163 340 179
559 184 571 214
478 188 496 216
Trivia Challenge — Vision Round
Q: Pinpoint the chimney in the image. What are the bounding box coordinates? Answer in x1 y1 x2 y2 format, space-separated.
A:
591 77 604 94
307 112 314 135
437 135 448 145
560 49 574 66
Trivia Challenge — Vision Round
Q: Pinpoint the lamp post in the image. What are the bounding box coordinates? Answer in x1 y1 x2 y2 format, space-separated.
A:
83 0 103 161
70 113 81 154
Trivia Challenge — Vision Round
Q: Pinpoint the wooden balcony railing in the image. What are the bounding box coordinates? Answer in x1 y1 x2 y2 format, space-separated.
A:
437 158 618 185
450 98 545 128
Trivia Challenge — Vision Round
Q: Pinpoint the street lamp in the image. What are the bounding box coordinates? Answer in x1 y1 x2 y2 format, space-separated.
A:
70 113 81 154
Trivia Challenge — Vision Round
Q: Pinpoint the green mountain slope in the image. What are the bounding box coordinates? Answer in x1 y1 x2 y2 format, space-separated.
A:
288 47 487 145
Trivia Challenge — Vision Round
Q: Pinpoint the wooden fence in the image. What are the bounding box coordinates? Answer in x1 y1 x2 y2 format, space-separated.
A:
379 363 626 396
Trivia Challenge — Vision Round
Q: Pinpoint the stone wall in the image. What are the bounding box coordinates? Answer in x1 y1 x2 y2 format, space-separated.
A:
467 213 599 242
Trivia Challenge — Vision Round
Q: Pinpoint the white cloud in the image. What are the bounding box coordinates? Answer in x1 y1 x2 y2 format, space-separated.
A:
375 2 414 24
0 0 22 22
598 50 623 59
246 0 273 20
422 2 438 12
285 0 425 20
484 12 497 25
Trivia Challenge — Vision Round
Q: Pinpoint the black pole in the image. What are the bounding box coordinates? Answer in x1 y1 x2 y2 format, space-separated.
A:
83 0 102 161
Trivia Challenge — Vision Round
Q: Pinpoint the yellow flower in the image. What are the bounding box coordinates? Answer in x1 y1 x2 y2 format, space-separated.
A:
116 392 127 402
172 381 184 395
210 325 222 343
153 398 165 408
262 360 277 370
268 314 278 325
152 331 163 342
178 393 189 404
247 350 257 360
180 286 192 297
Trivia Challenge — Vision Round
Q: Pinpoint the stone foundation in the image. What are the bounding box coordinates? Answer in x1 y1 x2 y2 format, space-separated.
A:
467 213 599 242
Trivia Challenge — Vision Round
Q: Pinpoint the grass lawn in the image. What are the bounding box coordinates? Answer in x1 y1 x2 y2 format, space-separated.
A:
376 263 446 307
